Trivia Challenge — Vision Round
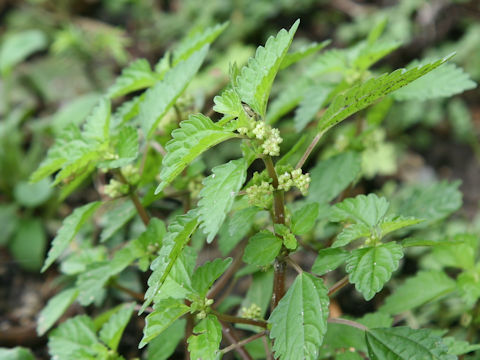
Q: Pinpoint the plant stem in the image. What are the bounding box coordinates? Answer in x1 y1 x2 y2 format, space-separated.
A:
296 132 323 169
212 310 268 328
328 275 350 297
263 156 288 310
286 256 303 274
328 317 368 331
111 281 144 301
220 322 254 360
221 331 267 355
129 192 150 226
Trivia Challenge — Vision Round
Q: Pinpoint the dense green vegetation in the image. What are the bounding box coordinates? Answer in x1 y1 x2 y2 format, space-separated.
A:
1 1 480 359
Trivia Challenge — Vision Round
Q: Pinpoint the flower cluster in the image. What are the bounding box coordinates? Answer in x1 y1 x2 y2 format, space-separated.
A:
246 181 274 208
238 121 283 156
104 179 129 198
278 168 311 195
239 303 262 319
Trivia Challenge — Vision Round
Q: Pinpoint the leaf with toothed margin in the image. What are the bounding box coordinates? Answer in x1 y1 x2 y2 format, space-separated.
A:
235 20 299 117
42 202 101 272
346 242 404 301
37 288 79 336
187 315 222 360
141 211 199 312
269 272 329 360
155 114 237 194
198 158 248 243
139 46 209 138
318 54 455 135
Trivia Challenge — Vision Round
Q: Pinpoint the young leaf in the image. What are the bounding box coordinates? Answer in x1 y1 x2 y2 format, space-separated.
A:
139 299 190 348
76 243 138 305
307 152 361 205
331 194 389 227
142 211 199 311
312 248 348 276
139 46 208 138
172 22 228 65
82 97 111 144
353 40 401 71
0 30 47 74
235 20 299 117
146 319 186 360
42 202 101 272
332 223 371 248
379 215 423 237
346 242 404 301
281 40 330 69
198 158 248 243
266 76 309 124
291 202 319 235
107 59 160 99
10 219 46 271
294 84 332 131
0 347 35 360
392 180 462 226
155 114 237 193
48 315 105 359
99 303 134 351
318 54 454 134
187 315 222 360
191 258 232 297
365 327 456 360
393 63 476 101
98 126 139 169
39 292 76 336
380 270 456 314
269 273 329 360
37 288 79 336
243 231 282 266
457 264 480 307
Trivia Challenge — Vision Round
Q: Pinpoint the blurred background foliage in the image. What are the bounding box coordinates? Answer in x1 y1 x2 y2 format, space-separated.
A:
0 0 479 358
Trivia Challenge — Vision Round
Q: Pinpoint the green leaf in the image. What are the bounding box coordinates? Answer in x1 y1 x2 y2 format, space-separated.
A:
393 63 476 101
99 303 134 351
218 206 259 255
146 319 185 360
312 248 348 276
332 223 371 248
192 258 232 297
198 159 248 243
365 327 456 360
307 152 361 204
82 97 111 144
269 273 329 360
318 54 454 134
235 20 299 117
243 231 282 266
187 315 222 360
156 114 237 193
294 84 332 131
173 22 228 65
48 315 105 360
380 270 456 314
353 40 401 71
291 202 319 235
457 264 480 307
42 202 101 272
37 288 79 336
266 76 309 124
142 211 199 311
0 347 35 360
100 199 136 243
281 40 330 69
10 219 46 271
98 126 139 169
379 215 423 237
140 299 190 348
346 242 404 301
213 88 247 125
139 46 208 138
331 194 389 227
392 180 462 226
13 178 53 208
76 244 138 305
107 59 160 98
442 336 480 356
0 30 47 74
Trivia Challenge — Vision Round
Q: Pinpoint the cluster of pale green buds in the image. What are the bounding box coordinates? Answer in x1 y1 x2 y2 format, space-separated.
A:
278 168 311 195
104 179 129 198
192 297 214 320
238 121 283 156
239 303 262 319
187 175 204 199
246 181 274 206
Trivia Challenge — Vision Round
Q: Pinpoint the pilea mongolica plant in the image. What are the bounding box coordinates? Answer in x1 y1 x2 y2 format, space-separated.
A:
31 19 479 360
